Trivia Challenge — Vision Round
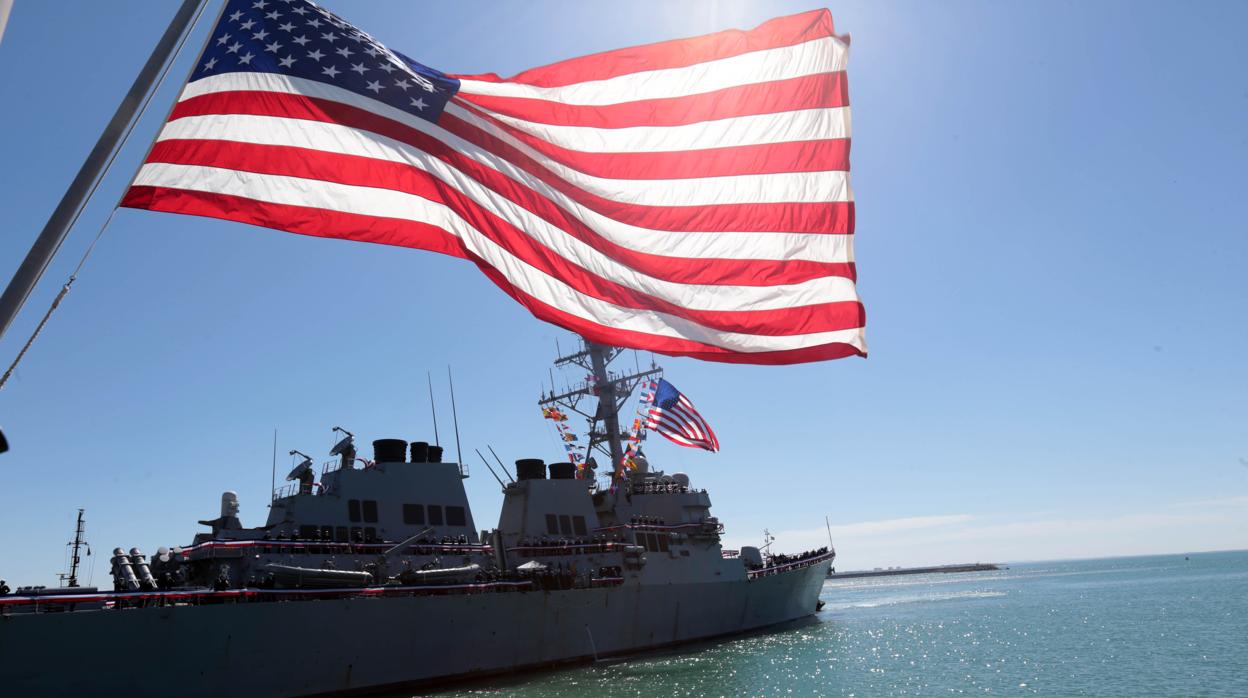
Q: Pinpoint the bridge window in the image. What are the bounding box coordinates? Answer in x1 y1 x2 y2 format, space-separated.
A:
403 504 425 525
362 500 379 523
335 526 348 542
364 527 377 542
428 505 444 526
559 515 573 536
446 506 466 527
298 524 318 540
350 526 363 542
320 525 333 541
348 499 361 523
546 514 559 535
572 515 587 536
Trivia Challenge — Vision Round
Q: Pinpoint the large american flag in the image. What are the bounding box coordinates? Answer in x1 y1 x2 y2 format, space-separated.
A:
123 0 866 365
645 379 719 452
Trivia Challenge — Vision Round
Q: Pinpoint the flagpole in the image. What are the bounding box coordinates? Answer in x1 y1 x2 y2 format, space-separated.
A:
0 0 205 344
0 0 13 47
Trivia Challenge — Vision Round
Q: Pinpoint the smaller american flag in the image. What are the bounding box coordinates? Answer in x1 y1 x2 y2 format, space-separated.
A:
645 379 719 452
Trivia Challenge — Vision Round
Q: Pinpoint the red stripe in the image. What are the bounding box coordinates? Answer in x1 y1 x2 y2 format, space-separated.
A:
439 109 853 233
448 99 850 181
452 9 837 88
456 72 849 129
121 185 469 259
475 263 865 364
171 89 853 224
166 92 855 283
122 184 867 339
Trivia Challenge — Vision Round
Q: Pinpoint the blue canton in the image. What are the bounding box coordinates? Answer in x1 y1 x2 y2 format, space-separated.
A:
192 0 459 123
653 379 681 410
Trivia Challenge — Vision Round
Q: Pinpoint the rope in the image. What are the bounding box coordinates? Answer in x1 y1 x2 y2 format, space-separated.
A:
0 0 210 393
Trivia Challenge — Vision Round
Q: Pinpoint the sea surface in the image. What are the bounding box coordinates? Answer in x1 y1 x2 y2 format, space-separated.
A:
413 551 1248 697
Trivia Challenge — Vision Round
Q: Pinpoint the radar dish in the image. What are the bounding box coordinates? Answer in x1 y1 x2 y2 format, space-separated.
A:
285 459 312 481
329 435 354 457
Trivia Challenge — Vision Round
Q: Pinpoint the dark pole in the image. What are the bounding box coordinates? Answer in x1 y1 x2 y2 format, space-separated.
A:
0 0 204 343
68 509 86 588
586 341 624 476
427 371 440 446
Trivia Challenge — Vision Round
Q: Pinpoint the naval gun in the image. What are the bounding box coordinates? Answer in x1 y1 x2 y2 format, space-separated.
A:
374 528 481 585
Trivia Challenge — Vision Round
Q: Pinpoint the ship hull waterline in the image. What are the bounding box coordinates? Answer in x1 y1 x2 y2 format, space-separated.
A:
0 561 829 697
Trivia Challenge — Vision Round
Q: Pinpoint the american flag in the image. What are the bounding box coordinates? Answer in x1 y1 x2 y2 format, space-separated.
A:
645 379 719 452
123 0 866 365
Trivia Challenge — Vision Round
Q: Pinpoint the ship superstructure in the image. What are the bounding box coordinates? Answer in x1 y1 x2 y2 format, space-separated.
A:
0 341 833 697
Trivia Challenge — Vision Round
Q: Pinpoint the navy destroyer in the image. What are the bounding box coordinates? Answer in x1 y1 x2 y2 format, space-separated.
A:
0 340 833 696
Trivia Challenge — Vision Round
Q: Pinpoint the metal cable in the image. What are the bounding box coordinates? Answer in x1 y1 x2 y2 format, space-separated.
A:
0 0 211 392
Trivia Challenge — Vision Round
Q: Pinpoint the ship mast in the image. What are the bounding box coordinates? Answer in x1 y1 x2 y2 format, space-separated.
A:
539 338 662 477
59 508 89 588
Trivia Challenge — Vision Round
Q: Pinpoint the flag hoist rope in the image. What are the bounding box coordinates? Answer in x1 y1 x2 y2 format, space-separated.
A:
0 0 215 392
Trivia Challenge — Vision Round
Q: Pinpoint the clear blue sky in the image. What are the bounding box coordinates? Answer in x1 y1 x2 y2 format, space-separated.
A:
1 0 1245 586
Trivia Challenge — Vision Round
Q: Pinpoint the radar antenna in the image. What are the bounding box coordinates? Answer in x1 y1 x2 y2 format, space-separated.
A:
58 508 90 588
538 337 662 479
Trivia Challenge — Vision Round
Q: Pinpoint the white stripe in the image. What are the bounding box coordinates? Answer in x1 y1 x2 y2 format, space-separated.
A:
155 114 860 312
446 101 851 204
174 74 854 260
177 72 849 208
132 163 866 355
455 35 847 106
169 108 847 214
452 101 852 156
175 73 853 259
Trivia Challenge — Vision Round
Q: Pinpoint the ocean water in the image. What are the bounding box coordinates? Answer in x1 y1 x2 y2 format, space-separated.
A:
415 551 1248 697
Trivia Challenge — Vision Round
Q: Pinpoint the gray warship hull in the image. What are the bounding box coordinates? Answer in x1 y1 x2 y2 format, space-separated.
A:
0 560 828 697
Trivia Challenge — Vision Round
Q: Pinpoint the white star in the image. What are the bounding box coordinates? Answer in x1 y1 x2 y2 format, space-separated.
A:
394 79 410 91
252 0 268 9
203 57 218 70
350 62 368 75
306 18 322 28
378 62 396 74
292 34 310 46
306 48 324 61
239 19 256 31
265 10 282 20
335 46 353 58
365 80 383 93
216 32 232 45
291 5 307 15
322 65 341 78
364 46 379 57
350 33 366 43
226 41 243 54
265 41 282 53
238 51 255 65
251 29 269 41
321 32 337 43
278 55 296 68
228 10 244 22
410 97 428 110
278 22 295 32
